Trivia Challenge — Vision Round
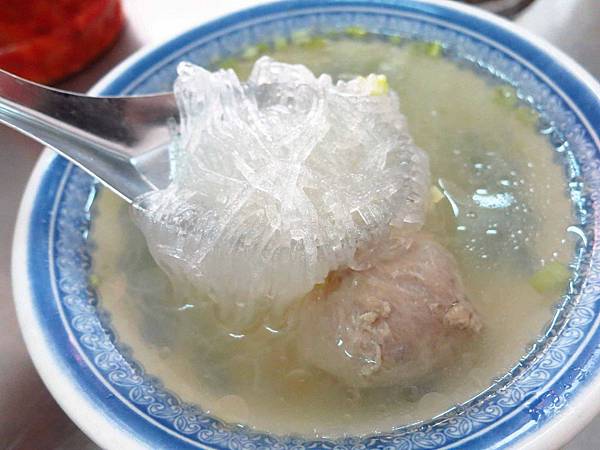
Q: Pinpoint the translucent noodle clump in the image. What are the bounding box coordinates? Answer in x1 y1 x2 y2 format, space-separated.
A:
132 57 429 329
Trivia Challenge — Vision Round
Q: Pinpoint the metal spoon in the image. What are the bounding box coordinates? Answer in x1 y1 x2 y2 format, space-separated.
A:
0 69 178 203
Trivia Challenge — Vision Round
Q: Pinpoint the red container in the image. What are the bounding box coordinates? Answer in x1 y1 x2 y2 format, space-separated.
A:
0 0 124 84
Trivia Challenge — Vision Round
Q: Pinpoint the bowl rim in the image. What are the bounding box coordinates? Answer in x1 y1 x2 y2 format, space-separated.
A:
12 1 600 449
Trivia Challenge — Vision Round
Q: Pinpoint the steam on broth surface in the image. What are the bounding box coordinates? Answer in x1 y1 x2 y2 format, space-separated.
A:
90 35 575 437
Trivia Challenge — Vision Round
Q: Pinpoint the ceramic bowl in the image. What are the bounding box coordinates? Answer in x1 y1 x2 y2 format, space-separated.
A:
13 1 600 448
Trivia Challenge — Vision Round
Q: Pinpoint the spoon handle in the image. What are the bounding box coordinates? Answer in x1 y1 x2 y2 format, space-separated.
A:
0 69 177 202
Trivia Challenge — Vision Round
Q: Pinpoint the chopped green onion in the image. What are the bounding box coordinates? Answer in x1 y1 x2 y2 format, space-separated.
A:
256 42 271 54
494 85 518 108
529 261 570 294
370 74 389 96
412 41 443 58
273 36 288 50
219 57 239 71
305 37 328 49
89 274 100 288
515 106 539 126
388 35 402 45
291 30 312 45
425 41 443 57
242 45 260 59
345 26 368 38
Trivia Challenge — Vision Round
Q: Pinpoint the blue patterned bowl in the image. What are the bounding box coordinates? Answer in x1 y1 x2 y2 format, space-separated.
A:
12 1 600 449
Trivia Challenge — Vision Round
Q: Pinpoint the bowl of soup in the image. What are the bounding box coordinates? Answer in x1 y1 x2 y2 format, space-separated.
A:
12 0 600 448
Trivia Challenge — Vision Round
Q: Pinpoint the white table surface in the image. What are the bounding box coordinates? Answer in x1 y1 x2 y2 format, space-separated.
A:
1 1 599 448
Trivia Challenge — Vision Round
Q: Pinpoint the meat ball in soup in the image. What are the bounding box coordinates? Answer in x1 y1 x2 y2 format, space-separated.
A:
298 233 482 388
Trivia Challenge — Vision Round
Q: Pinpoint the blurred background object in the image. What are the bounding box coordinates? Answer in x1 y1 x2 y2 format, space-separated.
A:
457 0 536 16
0 0 124 84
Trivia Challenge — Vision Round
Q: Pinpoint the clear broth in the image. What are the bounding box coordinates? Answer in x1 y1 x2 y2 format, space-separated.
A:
90 36 576 437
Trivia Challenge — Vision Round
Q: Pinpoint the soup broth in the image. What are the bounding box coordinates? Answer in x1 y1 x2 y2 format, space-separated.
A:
91 36 576 437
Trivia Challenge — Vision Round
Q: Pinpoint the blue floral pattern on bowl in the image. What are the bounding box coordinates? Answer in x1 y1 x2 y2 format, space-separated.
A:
24 1 600 449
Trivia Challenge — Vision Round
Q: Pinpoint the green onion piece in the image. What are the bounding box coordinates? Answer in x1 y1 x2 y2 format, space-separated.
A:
494 85 518 108
273 36 288 50
411 41 443 57
370 74 389 96
425 41 443 57
301 37 327 49
242 45 260 59
291 30 312 45
529 261 570 294
219 57 239 71
388 35 402 45
256 43 271 54
515 106 539 126
89 274 100 288
345 26 368 38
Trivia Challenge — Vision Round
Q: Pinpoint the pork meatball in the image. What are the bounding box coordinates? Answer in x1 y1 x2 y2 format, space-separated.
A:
297 234 481 388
